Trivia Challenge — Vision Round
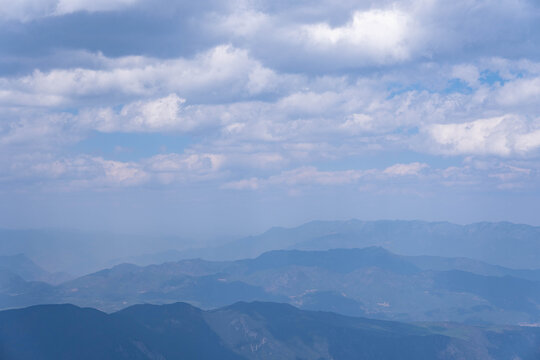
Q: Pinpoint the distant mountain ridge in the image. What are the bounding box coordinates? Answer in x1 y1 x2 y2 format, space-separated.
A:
236 247 420 274
2 301 540 360
181 220 540 269
3 246 540 325
2 220 540 274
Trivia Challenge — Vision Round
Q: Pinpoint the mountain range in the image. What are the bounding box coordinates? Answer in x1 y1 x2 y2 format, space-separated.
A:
2 301 540 360
3 220 540 276
3 246 540 325
181 220 540 269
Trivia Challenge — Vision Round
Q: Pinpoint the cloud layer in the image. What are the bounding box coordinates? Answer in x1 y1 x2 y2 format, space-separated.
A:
2 0 540 232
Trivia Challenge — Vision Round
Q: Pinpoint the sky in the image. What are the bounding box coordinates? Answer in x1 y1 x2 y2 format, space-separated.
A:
1 0 540 238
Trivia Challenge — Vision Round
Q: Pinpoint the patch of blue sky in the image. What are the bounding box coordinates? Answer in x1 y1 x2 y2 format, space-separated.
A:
443 79 473 95
70 132 193 161
386 75 482 98
398 126 420 136
479 70 506 86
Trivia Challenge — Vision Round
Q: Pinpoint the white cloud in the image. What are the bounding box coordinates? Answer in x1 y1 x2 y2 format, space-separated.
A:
4 54 540 196
222 177 260 190
214 8 269 38
384 162 428 176
81 94 195 133
451 64 480 87
143 152 226 185
11 155 149 188
209 0 540 74
515 130 540 153
4 57 540 174
220 160 535 193
3 0 540 229
496 77 540 106
0 46 286 108
340 114 375 133
146 153 224 173
425 115 540 156
426 116 513 156
299 8 417 63
1 150 230 189
0 110 79 150
97 157 148 185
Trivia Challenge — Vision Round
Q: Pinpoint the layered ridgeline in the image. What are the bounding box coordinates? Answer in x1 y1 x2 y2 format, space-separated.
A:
3 247 540 325
2 301 540 360
2 221 540 276
179 220 540 269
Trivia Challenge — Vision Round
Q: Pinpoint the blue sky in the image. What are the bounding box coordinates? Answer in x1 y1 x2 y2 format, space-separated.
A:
1 0 540 237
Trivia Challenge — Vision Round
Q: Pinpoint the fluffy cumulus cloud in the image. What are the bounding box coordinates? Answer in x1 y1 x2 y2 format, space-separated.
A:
425 115 540 156
209 0 540 72
81 94 192 133
1 0 540 200
0 46 286 108
296 8 419 64
496 77 540 106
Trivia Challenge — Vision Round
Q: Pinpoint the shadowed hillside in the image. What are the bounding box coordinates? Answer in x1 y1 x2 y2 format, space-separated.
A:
3 301 540 360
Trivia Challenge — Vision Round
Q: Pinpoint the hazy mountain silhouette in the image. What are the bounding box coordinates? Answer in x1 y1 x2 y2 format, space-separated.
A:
179 220 540 269
3 220 540 275
3 247 540 325
3 301 540 360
